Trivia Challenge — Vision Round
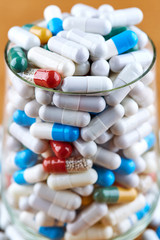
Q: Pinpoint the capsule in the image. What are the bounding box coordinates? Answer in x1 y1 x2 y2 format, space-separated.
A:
71 3 98 18
35 88 53 105
8 46 28 72
30 122 79 142
13 110 35 127
50 140 73 159
12 149 38 169
93 165 115 187
93 186 137 203
23 24 52 44
104 26 127 40
22 68 61 88
43 156 92 174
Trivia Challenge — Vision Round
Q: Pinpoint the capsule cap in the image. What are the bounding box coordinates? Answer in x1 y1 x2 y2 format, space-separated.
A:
34 69 61 88
15 149 38 169
52 123 79 142
13 170 28 185
47 18 63 35
94 165 115 187
13 110 36 126
39 226 65 240
114 158 135 175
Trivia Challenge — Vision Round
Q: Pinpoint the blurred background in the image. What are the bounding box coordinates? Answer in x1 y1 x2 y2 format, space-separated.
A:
0 0 159 124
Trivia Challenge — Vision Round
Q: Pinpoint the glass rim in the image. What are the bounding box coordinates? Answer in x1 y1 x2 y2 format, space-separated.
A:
4 34 157 95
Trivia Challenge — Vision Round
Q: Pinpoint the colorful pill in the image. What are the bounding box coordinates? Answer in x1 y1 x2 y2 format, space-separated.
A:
13 110 35 126
93 186 137 203
47 18 63 35
14 149 38 169
113 158 136 175
39 226 65 240
43 156 92 173
50 140 72 159
23 24 52 44
8 47 28 72
22 68 61 88
30 122 79 142
93 165 115 187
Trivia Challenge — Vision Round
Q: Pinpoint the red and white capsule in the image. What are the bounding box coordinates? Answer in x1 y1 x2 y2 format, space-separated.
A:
43 156 93 174
50 140 73 159
22 68 61 88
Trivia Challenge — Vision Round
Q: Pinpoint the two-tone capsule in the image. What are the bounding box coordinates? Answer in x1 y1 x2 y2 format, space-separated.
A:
8 47 28 72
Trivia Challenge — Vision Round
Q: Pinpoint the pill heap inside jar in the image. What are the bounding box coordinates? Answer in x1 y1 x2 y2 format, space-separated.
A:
4 3 158 240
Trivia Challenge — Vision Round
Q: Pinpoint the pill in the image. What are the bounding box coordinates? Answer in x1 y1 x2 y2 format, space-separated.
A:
35 88 53 105
6 135 22 152
73 138 97 157
81 104 124 142
98 4 114 13
91 59 110 76
6 102 16 116
123 132 156 159
23 24 52 44
66 202 108 235
101 7 143 27
13 110 35 126
34 183 81 210
63 17 111 35
94 186 137 203
95 131 113 144
137 175 153 193
62 12 71 20
24 99 41 118
22 68 62 88
6 225 25 240
29 194 76 223
35 211 56 227
93 165 115 187
53 93 106 113
44 5 62 22
48 18 64 35
71 4 98 18
103 26 127 41
114 158 135 175
37 20 48 28
92 147 121 170
143 151 157 173
74 61 90 76
27 47 75 77
130 26 148 49
142 229 159 240
72 185 94 197
48 36 89 64
115 173 140 188
133 157 146 173
62 76 113 93
19 196 31 211
39 226 65 239
7 183 33 203
47 168 98 190
8 26 40 50
8 88 31 110
30 122 79 142
39 105 90 127
121 97 138 117
7 47 28 72
50 140 72 158
105 63 143 106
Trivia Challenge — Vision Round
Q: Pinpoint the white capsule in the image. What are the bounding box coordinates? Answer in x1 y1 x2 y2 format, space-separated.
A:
24 99 41 118
18 196 31 211
143 151 157 173
35 211 56 227
8 88 31 110
130 26 148 49
34 183 81 210
92 146 121 170
115 173 140 188
39 105 90 127
133 157 146 173
129 81 154 107
67 203 108 235
6 225 25 240
137 175 153 193
101 139 119 153
98 4 114 14
71 4 98 18
73 138 97 157
62 12 71 20
102 194 145 226
28 47 75 77
6 152 19 173
63 17 112 35
29 194 76 223
9 122 48 154
43 5 62 22
81 104 124 142
7 183 33 201
6 102 16 116
62 76 113 93
105 63 143 106
101 8 143 27
22 164 48 184
72 185 94 196
35 88 53 105
74 61 90 76
91 59 110 76
114 122 152 149
121 97 138 117
109 49 152 73
141 70 155 86
6 135 22 152
20 211 36 230
47 169 98 190
48 36 89 64
53 93 106 113
142 229 159 240
95 131 113 144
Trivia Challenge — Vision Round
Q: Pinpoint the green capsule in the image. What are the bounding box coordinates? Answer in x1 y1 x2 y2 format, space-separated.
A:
94 187 119 203
8 47 28 72
104 27 128 41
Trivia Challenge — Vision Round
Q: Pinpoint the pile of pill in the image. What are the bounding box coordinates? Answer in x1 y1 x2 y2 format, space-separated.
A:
3 3 159 240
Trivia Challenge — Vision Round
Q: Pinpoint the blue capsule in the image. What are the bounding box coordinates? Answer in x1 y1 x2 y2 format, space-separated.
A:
13 169 28 185
111 30 138 55
13 110 36 126
14 149 38 169
144 132 156 150
136 203 150 220
39 226 65 240
52 123 79 142
114 158 135 175
93 165 115 187
47 18 63 35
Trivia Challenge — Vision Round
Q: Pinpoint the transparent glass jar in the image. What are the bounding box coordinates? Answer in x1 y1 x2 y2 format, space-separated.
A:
1 33 160 240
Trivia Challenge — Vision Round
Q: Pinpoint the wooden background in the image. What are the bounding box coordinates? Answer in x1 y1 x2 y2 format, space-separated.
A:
0 0 160 124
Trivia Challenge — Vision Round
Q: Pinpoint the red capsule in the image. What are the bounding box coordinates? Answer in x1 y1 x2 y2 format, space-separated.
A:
50 140 73 159
34 69 61 88
43 156 67 173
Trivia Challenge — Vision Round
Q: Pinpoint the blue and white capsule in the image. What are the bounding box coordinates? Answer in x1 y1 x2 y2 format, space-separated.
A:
13 110 36 127
30 122 79 142
93 165 115 187
104 30 138 60
114 158 136 175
